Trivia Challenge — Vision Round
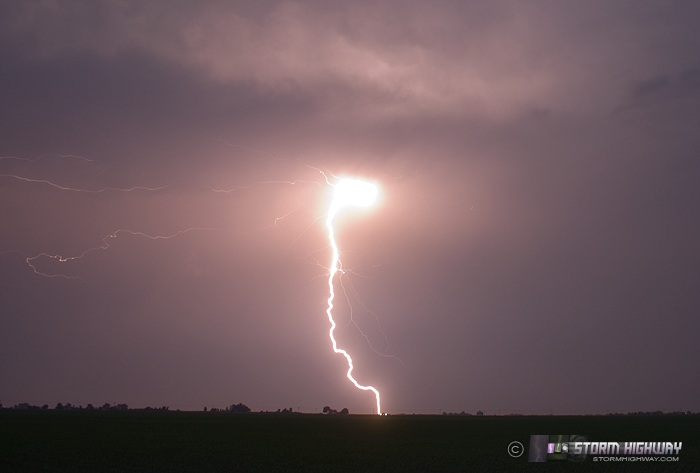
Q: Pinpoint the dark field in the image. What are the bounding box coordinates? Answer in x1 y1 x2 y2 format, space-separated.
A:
1 411 698 472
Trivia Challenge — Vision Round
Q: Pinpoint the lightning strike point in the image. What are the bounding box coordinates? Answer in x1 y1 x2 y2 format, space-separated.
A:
325 178 382 415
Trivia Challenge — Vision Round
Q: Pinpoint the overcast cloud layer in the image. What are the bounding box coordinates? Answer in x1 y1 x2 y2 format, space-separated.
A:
1 1 699 414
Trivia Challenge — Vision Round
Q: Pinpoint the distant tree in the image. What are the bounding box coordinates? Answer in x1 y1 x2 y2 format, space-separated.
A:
42 404 49 410
101 403 111 410
55 403 64 410
323 406 331 414
86 404 94 410
229 403 250 414
476 410 484 416
339 408 349 415
203 406 207 412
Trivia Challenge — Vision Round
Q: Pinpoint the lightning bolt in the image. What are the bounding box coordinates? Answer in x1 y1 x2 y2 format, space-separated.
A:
5 153 392 414
325 178 382 415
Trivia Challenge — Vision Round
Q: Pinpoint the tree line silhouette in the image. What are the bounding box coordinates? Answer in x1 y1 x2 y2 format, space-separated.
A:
3 402 170 411
4 402 694 416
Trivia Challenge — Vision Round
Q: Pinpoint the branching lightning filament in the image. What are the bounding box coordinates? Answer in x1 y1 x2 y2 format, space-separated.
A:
325 178 382 415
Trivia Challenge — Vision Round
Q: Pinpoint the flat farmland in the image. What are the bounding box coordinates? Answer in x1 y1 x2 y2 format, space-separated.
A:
1 411 698 472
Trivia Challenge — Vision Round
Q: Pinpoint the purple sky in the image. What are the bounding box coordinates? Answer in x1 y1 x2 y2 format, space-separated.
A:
1 1 699 415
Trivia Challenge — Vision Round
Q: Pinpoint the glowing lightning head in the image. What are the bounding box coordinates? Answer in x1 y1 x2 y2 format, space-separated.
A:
332 178 378 210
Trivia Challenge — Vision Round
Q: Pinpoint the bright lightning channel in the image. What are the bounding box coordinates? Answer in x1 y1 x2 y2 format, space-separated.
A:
325 178 382 415
5 154 389 412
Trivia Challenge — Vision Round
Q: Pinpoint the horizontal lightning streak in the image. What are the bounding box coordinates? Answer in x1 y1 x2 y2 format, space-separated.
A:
23 228 218 279
0 174 171 193
12 180 319 280
210 179 321 193
0 154 94 163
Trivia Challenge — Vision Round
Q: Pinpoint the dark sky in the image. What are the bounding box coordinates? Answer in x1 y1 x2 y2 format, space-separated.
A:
1 1 699 415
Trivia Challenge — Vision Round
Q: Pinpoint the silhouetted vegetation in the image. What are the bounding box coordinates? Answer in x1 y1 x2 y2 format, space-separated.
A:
2 401 698 417
2 399 699 420
442 411 472 416
228 403 251 413
606 410 697 416
3 402 169 412
1 411 698 472
206 403 251 413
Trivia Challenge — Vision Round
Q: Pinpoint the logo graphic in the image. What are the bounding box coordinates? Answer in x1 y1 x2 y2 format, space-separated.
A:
527 435 682 463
